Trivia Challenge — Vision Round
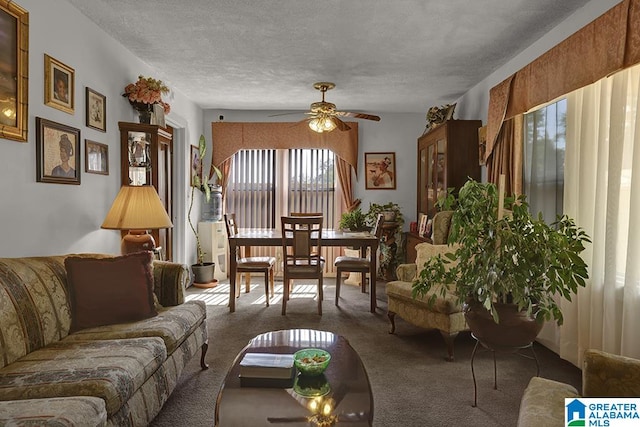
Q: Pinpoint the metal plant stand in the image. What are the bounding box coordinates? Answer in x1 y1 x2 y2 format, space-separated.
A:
470 333 540 407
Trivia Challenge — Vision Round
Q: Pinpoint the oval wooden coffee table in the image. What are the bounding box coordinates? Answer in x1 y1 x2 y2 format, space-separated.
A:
215 329 373 426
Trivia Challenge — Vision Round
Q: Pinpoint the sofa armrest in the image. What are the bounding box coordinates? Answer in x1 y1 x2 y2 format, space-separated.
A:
395 263 417 282
583 349 640 397
517 376 579 427
152 261 190 306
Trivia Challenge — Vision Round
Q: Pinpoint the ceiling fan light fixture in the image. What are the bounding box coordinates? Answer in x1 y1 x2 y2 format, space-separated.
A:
309 115 336 133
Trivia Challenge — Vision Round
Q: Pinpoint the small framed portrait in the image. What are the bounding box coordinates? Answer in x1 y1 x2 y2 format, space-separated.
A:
365 152 396 190
0 1 29 142
85 87 106 132
36 117 81 185
85 140 108 175
190 145 202 187
44 54 74 114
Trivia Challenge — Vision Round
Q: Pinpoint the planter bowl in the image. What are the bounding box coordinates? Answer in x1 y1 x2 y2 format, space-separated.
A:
191 262 215 284
463 301 544 349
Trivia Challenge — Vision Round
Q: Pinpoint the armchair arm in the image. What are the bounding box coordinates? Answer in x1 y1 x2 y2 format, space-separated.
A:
583 349 640 397
395 263 417 282
152 260 190 307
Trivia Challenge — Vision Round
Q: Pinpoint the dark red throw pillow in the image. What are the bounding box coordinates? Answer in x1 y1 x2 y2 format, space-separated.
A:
65 251 157 331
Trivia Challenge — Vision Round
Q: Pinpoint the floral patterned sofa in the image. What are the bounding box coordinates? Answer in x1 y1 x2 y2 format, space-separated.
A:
0 252 208 426
385 211 468 361
517 349 640 426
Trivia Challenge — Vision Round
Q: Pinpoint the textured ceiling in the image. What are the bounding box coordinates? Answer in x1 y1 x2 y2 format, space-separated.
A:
66 0 593 114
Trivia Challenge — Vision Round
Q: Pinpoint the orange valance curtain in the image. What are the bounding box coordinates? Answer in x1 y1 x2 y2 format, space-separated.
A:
486 115 523 196
211 122 359 174
486 0 640 162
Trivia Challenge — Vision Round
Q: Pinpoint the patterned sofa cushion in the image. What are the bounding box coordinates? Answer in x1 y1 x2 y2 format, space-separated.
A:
0 396 107 427
0 256 73 369
0 337 166 416
63 300 206 354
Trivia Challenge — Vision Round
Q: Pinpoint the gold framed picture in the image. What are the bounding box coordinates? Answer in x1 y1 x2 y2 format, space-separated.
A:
0 1 29 142
44 54 74 114
36 117 80 185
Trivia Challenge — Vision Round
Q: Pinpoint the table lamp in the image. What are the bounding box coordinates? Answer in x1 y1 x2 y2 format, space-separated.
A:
101 185 173 254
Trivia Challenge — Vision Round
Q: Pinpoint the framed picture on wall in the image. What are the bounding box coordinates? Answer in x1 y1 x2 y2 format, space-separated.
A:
86 87 106 132
44 54 74 114
36 117 81 185
85 140 108 175
365 152 396 190
0 1 29 142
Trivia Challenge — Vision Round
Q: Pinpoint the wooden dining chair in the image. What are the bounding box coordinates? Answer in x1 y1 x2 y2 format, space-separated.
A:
334 213 384 312
280 215 324 315
290 212 324 259
224 213 276 306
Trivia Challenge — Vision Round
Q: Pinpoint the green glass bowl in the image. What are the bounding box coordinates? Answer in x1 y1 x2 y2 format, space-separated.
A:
293 348 331 376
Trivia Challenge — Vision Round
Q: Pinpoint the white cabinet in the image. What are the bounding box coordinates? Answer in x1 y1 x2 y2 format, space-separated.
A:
198 221 228 280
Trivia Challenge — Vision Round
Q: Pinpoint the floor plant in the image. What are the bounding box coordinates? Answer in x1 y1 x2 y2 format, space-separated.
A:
412 178 590 340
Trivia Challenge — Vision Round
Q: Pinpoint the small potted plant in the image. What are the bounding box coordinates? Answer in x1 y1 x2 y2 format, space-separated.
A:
412 178 590 348
366 202 404 279
365 202 404 228
188 134 222 284
338 208 369 232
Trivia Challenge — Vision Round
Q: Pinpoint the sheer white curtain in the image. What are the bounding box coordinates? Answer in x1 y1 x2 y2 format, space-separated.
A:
555 63 640 366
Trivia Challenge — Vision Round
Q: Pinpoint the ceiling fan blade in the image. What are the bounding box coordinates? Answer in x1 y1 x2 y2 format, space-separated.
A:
335 111 381 121
332 116 351 131
268 112 306 117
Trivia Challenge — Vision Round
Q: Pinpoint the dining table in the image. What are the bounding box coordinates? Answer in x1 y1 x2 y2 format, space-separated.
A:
227 229 379 313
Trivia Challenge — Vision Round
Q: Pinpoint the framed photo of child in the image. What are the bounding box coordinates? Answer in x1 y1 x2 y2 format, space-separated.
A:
44 54 74 114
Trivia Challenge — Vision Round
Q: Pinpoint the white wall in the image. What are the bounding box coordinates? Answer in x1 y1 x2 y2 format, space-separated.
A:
455 0 622 122
2 0 620 262
0 0 203 263
203 109 426 229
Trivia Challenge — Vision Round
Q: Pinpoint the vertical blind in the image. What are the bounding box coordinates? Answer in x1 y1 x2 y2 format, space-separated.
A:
226 149 276 229
523 98 566 224
287 148 336 227
224 148 340 275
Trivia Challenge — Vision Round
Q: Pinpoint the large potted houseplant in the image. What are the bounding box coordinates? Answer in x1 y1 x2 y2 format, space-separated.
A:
188 134 222 285
412 178 590 348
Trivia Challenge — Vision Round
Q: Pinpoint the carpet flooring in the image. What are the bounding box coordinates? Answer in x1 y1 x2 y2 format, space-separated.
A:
150 278 581 426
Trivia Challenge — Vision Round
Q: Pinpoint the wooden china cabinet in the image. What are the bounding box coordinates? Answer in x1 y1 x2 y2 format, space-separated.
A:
406 119 481 263
118 122 174 260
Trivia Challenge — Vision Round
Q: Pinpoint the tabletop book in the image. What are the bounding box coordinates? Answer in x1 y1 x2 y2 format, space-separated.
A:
239 352 295 379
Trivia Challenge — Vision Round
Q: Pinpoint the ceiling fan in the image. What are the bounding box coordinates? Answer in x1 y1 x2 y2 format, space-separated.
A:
288 82 381 133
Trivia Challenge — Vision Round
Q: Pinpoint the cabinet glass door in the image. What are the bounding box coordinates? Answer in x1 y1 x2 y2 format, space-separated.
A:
127 131 151 185
419 145 428 215
426 144 435 215
435 138 446 204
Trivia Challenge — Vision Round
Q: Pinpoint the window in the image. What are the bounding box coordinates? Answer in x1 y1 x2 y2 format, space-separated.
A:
225 148 337 229
523 98 566 224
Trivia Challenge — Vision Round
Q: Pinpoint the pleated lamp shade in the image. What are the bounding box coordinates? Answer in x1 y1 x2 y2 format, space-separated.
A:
102 185 173 254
